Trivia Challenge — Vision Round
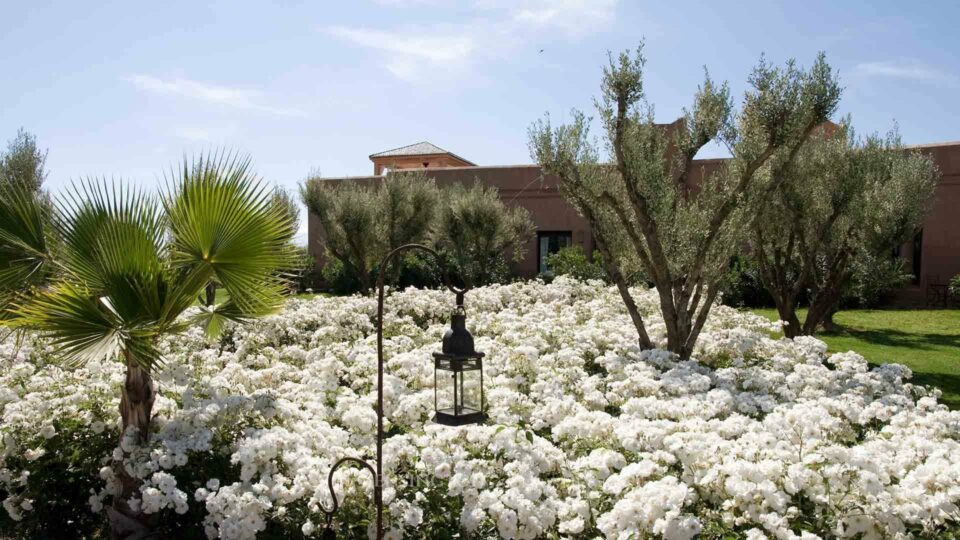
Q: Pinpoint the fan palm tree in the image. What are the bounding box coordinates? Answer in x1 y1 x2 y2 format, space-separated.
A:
0 153 296 538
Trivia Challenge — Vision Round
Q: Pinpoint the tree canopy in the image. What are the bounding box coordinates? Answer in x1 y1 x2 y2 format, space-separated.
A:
1 128 47 192
750 122 938 336
530 44 840 358
301 170 440 292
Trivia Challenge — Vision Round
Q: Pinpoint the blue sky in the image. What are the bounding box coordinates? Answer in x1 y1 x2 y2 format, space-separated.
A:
2 0 958 242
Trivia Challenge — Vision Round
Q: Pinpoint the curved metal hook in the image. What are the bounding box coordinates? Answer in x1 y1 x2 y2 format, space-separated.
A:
318 456 379 528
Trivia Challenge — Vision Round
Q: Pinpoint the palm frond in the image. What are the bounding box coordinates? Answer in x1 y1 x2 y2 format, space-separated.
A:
0 182 52 310
164 151 296 320
8 180 173 371
55 179 166 292
8 281 162 371
191 297 256 339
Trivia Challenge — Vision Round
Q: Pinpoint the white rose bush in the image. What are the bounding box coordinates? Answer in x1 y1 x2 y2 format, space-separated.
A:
2 277 959 539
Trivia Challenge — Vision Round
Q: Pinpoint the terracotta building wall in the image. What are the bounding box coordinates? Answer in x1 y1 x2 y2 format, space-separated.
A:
892 142 960 304
306 165 592 278
307 142 960 302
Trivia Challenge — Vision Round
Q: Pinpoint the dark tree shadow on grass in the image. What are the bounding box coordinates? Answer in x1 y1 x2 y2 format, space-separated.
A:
819 324 960 410
823 326 960 352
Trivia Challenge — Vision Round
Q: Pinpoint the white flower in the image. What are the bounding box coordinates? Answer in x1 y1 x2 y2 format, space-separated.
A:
24 447 45 461
1 277 958 538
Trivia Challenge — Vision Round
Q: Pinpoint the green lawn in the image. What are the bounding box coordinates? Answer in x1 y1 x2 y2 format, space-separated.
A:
751 308 960 409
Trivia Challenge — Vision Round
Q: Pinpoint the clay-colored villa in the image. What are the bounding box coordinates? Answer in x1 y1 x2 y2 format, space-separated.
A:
307 134 960 305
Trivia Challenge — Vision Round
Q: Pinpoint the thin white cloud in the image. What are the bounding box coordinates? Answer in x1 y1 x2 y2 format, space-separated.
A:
853 61 954 82
326 27 475 63
326 26 479 81
126 75 304 117
510 0 618 36
325 0 619 81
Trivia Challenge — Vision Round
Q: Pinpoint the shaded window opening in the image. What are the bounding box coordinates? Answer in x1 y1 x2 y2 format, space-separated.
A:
538 231 572 275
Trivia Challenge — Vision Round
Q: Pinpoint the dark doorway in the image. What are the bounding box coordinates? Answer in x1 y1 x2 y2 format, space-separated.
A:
538 231 573 274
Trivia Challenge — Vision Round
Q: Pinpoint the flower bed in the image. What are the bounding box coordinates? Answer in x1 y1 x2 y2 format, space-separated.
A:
2 278 959 539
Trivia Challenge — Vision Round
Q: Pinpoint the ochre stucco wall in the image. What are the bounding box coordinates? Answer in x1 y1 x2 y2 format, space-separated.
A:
308 142 960 302
306 165 591 279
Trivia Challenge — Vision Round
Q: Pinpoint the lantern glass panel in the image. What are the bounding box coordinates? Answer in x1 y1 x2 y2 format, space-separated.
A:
434 357 485 425
435 366 456 415
459 367 482 414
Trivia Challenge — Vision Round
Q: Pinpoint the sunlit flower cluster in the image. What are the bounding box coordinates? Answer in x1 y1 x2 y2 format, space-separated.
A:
2 277 959 539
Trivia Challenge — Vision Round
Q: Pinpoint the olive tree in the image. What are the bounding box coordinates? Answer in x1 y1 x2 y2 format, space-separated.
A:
530 45 840 359
433 181 534 287
751 124 937 337
1 128 47 192
301 170 439 292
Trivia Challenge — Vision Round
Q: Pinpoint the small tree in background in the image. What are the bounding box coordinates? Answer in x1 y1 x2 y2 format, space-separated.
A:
1 128 47 193
433 182 534 287
544 245 608 282
751 124 938 336
530 45 840 359
272 186 301 238
271 187 318 293
301 170 439 293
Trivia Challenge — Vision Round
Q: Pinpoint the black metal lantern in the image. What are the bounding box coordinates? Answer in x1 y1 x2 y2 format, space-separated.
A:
432 294 486 426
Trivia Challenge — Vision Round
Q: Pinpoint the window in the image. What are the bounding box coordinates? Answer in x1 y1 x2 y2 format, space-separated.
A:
538 231 572 274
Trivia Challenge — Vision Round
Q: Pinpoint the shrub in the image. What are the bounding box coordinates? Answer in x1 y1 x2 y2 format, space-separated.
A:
433 182 534 288
949 274 960 298
286 246 320 293
843 255 912 309
722 256 775 308
544 246 607 282
321 257 364 295
301 171 439 293
3 279 959 539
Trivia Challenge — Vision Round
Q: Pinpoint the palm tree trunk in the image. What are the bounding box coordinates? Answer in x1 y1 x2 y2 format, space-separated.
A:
204 282 216 306
108 352 157 539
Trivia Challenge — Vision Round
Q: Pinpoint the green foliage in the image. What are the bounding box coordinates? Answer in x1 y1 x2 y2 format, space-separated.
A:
0 181 54 312
0 128 47 193
0 418 115 539
950 274 960 297
433 182 534 288
843 255 912 309
530 43 840 357
750 122 938 335
301 170 439 292
270 187 300 241
286 245 319 293
722 255 774 308
0 152 296 370
304 173 530 292
544 245 607 282
321 257 363 295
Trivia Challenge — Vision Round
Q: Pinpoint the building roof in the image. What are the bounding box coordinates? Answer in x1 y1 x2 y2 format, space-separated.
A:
369 141 476 165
